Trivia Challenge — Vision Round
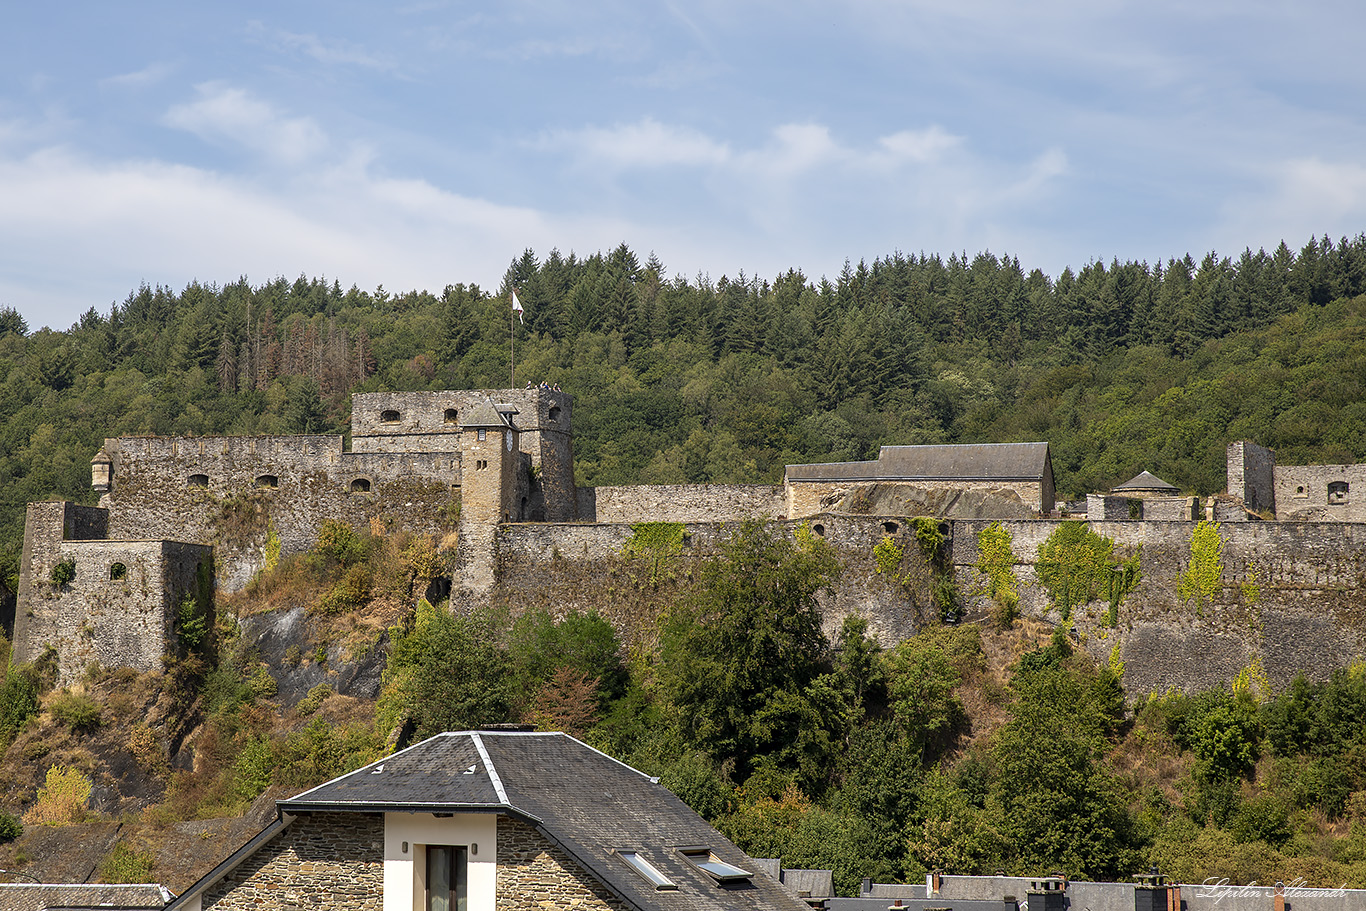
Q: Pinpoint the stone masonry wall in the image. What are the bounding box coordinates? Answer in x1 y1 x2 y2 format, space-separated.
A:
202 812 384 911
787 480 1043 520
952 519 1366 694
12 502 212 683
492 515 938 651
1228 440 1276 514
103 435 457 591
578 484 786 524
496 816 627 911
1274 462 1366 522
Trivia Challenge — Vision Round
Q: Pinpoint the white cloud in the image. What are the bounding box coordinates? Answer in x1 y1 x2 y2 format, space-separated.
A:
247 22 396 71
100 62 176 89
163 83 329 166
543 118 731 169
1216 157 1366 253
0 143 641 330
876 126 962 166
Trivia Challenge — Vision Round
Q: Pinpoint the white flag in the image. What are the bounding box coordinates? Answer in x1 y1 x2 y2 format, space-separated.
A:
511 289 524 323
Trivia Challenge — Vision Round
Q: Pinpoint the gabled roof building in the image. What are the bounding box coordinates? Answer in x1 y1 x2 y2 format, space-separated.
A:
784 442 1056 519
169 730 809 911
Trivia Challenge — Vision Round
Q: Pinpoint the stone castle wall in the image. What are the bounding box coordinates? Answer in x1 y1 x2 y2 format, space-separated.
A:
1228 440 1276 514
102 436 457 591
12 502 212 684
491 515 939 651
952 519 1366 694
1273 462 1366 522
494 513 1366 696
786 479 1044 520
577 484 786 524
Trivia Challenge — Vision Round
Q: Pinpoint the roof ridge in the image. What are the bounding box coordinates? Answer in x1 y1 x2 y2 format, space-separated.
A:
470 732 509 804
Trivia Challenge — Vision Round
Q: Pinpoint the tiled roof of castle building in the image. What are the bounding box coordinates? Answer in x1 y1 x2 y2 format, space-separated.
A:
1111 470 1179 492
786 442 1051 482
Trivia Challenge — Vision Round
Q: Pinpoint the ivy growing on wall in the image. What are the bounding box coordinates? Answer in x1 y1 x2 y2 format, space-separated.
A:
975 522 1019 627
1178 520 1224 613
1035 522 1135 621
623 521 686 584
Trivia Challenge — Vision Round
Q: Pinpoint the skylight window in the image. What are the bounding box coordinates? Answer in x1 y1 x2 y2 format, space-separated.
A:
616 851 677 891
678 848 752 883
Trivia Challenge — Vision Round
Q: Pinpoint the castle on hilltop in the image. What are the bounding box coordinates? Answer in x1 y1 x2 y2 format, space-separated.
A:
12 388 1366 693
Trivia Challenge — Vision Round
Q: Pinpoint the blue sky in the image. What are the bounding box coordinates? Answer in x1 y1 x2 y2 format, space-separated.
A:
4 1 1366 330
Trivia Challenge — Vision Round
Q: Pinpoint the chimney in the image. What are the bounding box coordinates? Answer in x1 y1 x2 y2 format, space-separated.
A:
1028 877 1066 911
1135 868 1170 911
931 871 942 896
1274 882 1285 911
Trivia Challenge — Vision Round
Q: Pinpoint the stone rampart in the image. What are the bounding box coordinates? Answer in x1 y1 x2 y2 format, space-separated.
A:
952 519 1366 694
1228 440 1276 514
1274 462 1366 522
102 435 457 591
12 502 212 684
577 484 786 524
492 515 938 650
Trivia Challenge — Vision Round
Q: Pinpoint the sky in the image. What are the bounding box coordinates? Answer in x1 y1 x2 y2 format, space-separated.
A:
4 1 1366 331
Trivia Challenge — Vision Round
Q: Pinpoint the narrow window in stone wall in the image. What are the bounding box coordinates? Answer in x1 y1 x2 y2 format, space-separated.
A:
475 460 488 471
1329 481 1350 504
1295 485 1308 498
426 845 467 911
256 475 279 489
444 408 459 424
187 474 209 487
109 562 127 581
382 409 401 423
350 478 372 493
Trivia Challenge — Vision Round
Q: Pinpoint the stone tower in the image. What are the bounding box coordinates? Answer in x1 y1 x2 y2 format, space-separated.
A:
453 397 522 597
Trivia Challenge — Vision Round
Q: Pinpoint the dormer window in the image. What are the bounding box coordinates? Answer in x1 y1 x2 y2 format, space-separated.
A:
616 852 677 891
1329 481 1349 504
444 408 459 424
381 409 401 424
677 848 752 883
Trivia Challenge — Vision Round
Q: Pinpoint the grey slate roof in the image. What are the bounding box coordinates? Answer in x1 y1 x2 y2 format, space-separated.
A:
786 442 1051 483
0 883 170 911
461 397 512 429
1111 470 1179 492
181 732 809 911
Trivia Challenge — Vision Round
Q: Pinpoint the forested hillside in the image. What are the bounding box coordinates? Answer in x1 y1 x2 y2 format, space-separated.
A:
3 234 1366 594
4 235 1366 889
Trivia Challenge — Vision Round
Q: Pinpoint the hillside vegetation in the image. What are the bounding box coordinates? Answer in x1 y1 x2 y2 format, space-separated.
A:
4 237 1366 888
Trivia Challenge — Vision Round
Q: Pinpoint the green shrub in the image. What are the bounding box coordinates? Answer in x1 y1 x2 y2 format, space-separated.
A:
312 519 367 567
297 684 333 717
0 664 40 746
318 564 372 614
49 558 76 586
98 843 155 883
0 812 21 841
49 690 102 732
